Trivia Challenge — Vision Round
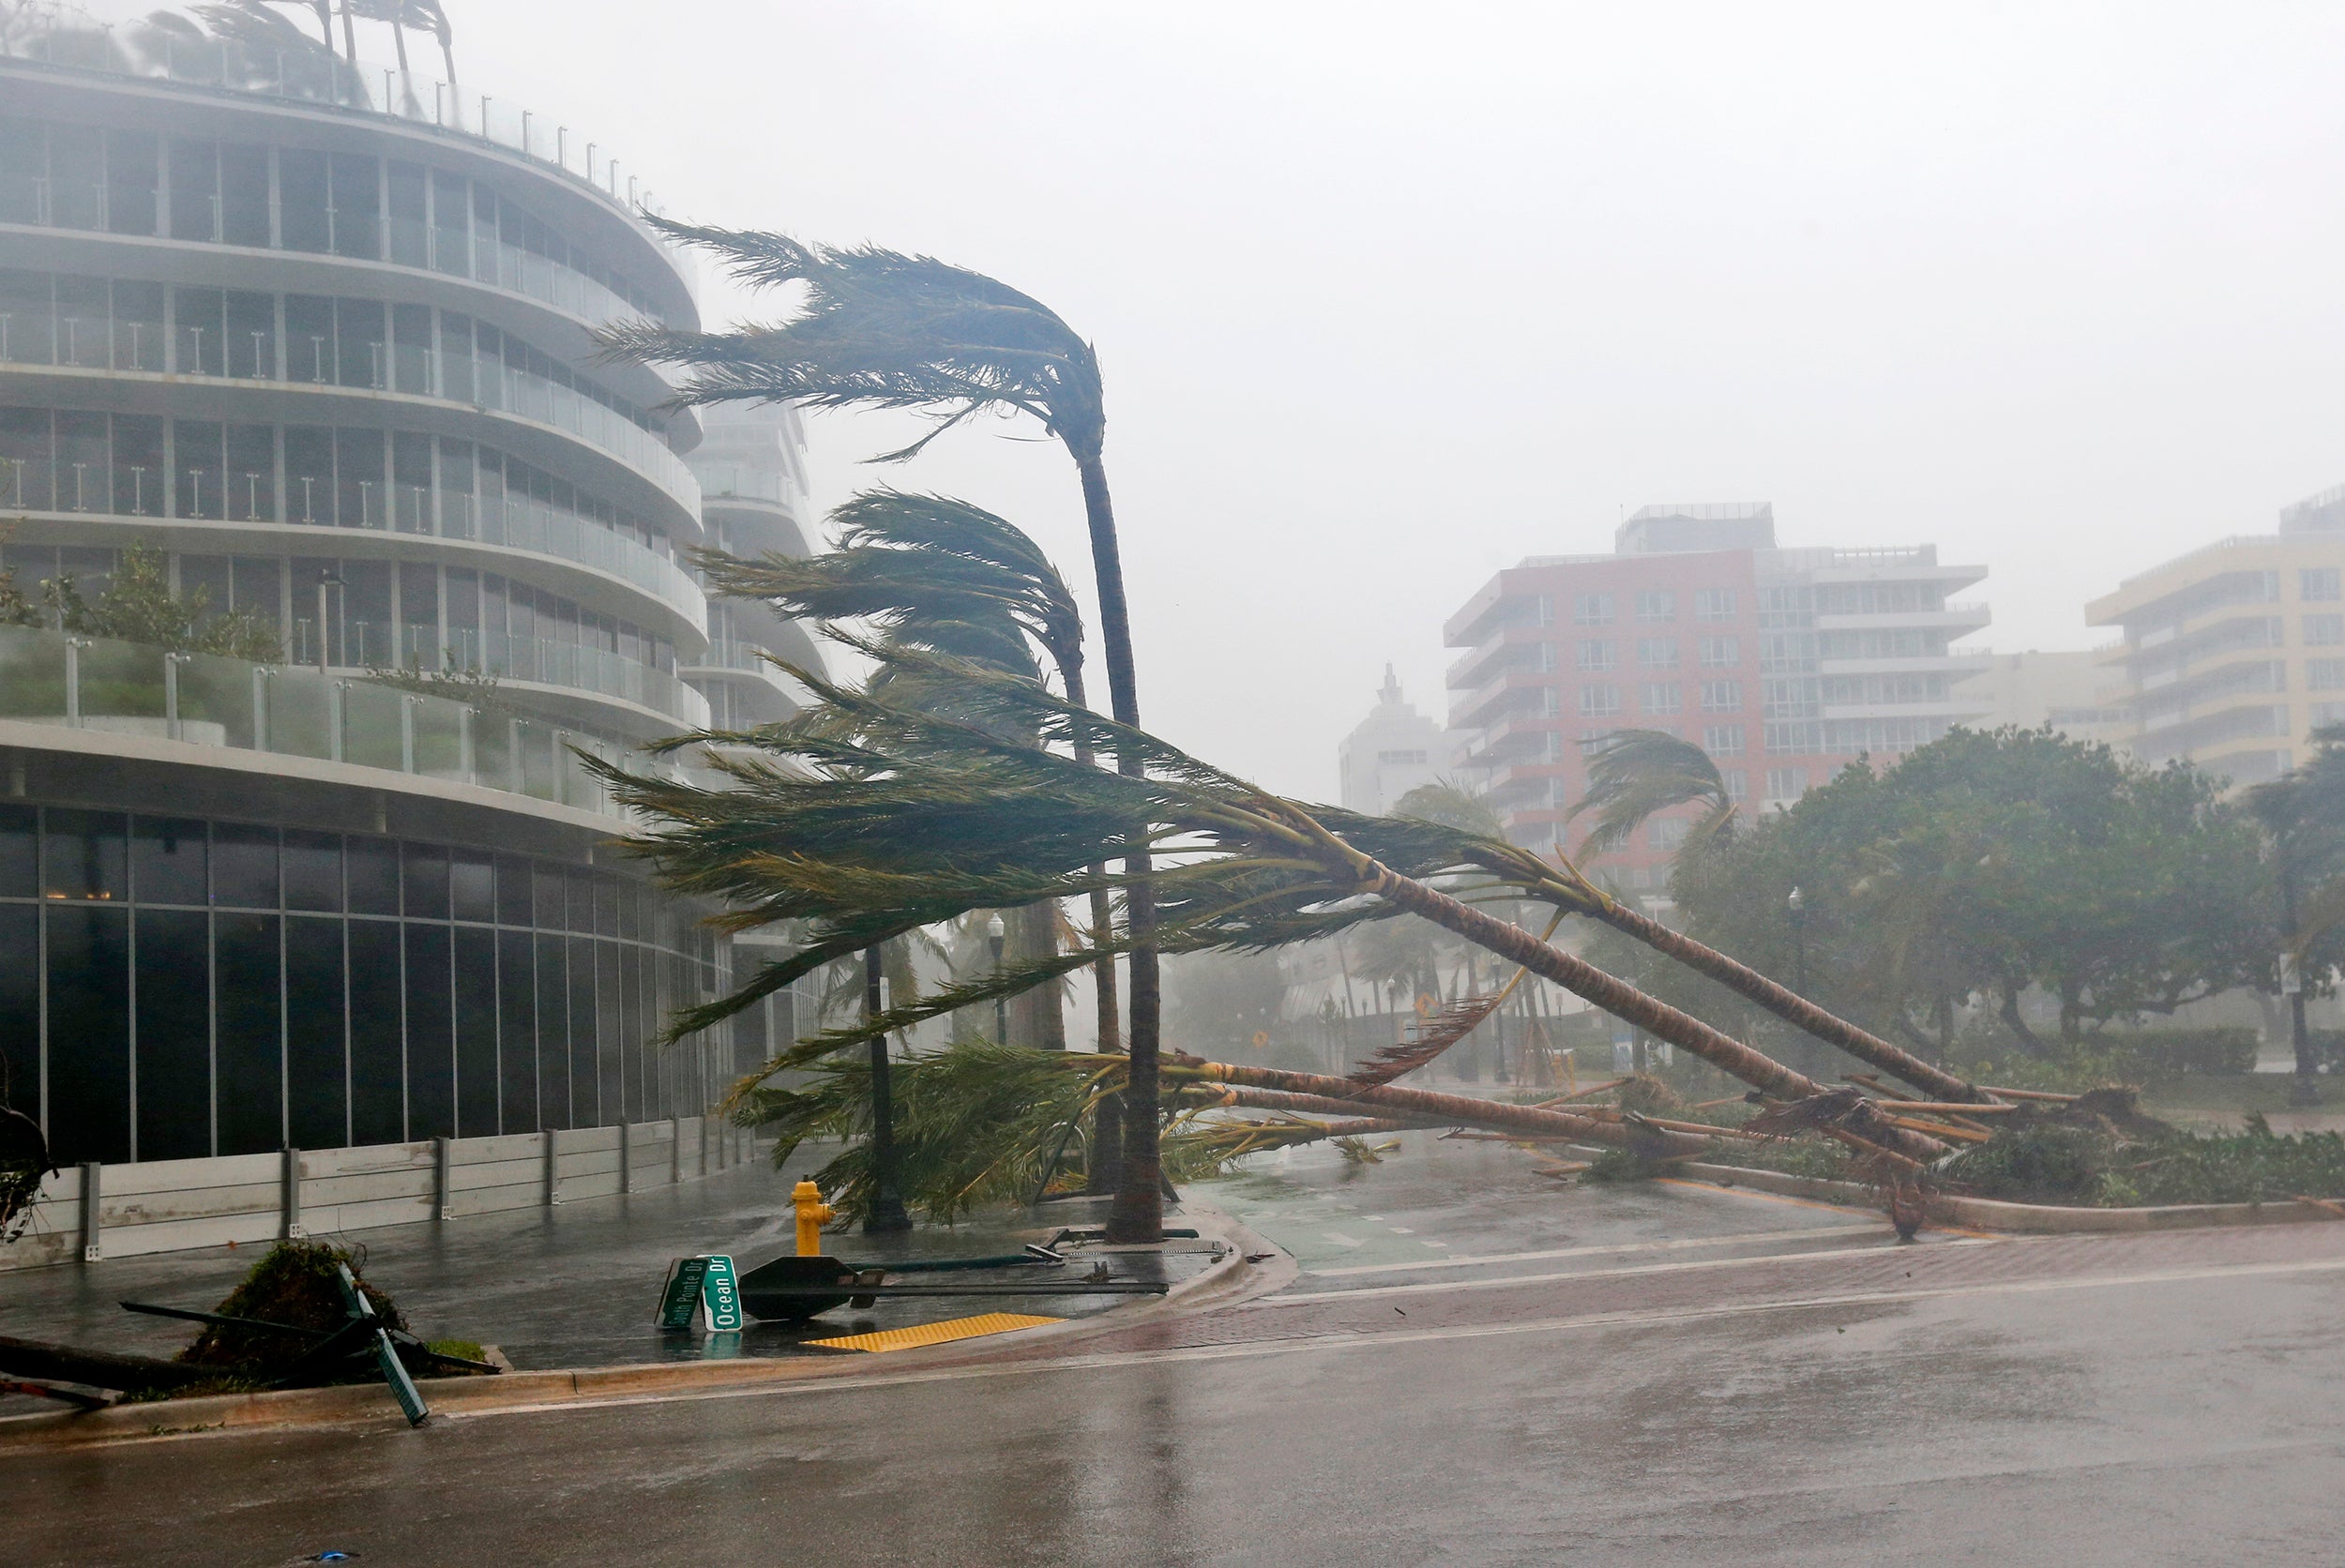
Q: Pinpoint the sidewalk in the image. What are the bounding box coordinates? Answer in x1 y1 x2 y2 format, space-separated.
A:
0 1153 1224 1389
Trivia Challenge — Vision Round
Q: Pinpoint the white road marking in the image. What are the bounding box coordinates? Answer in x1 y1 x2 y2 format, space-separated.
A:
1256 1237 2001 1307
433 1254 2345 1426
1319 1231 1366 1247
1387 1227 1415 1234
1305 1222 1887 1278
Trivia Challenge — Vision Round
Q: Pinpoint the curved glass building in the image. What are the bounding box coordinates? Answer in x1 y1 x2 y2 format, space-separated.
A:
0 37 814 1170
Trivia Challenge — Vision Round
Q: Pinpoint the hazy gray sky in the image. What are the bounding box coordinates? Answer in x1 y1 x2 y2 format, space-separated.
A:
181 3 2345 793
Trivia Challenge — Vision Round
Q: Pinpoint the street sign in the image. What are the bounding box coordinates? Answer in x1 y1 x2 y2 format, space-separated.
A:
657 1257 712 1331
657 1255 743 1332
2281 952 2304 997
702 1255 742 1331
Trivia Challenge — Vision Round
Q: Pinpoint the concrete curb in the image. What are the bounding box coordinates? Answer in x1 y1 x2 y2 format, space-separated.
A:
0 1201 1285 1455
1668 1159 2345 1234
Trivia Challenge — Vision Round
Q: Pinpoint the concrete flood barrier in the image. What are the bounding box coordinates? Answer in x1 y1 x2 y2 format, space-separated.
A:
1 1116 760 1272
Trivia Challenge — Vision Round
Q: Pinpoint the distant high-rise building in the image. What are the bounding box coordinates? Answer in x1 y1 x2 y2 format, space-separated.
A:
1955 651 2130 750
2086 483 2345 786
1445 503 1990 886
1338 666 1444 814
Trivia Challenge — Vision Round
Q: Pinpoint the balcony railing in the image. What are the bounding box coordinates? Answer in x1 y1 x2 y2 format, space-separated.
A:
0 623 678 820
275 619 708 729
0 33 694 296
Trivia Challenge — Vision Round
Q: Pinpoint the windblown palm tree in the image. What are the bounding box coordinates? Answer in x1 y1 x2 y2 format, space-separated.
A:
598 234 1172 1240
699 488 1112 1065
602 647 1964 1168
1568 728 1738 858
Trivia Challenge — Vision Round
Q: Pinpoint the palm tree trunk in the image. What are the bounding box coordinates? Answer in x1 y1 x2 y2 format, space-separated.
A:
1594 902 1991 1103
1071 445 1161 1244
1354 863 1950 1165
1058 660 1123 1194
337 0 358 68
1174 1061 1713 1156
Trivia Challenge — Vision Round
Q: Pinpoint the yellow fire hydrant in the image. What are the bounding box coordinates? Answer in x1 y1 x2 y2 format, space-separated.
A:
792 1179 835 1257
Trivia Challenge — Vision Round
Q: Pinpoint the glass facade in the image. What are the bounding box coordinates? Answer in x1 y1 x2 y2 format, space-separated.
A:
0 113 671 326
0 804 743 1165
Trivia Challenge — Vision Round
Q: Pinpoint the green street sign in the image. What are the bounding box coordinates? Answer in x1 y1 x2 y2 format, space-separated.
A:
657 1255 743 1332
702 1255 742 1331
657 1257 711 1331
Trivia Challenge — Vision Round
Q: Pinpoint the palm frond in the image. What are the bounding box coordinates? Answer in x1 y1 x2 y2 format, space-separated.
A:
1568 728 1735 856
596 229 1105 460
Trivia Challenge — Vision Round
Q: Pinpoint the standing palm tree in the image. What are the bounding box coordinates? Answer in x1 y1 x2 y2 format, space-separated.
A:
1567 728 1738 857
598 234 1170 1239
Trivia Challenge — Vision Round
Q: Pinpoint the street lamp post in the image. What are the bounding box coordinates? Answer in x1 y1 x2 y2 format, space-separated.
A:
862 944 913 1233
1787 885 1808 995
987 912 1008 1046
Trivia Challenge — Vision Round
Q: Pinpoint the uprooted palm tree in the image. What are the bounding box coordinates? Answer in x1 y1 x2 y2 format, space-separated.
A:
603 644 1974 1177
597 234 1172 1241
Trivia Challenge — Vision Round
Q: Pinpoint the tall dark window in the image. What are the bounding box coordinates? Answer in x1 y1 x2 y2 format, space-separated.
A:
214 912 281 1155
404 922 454 1139
47 904 130 1164
453 925 497 1136
567 934 598 1128
348 919 403 1143
284 914 346 1149
496 930 536 1132
535 933 568 1129
0 906 40 1128
134 908 211 1161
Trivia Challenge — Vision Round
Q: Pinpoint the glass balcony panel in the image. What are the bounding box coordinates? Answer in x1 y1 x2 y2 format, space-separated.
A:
0 626 68 718
412 694 468 783
259 664 331 759
176 649 262 748
77 636 165 721
337 680 404 772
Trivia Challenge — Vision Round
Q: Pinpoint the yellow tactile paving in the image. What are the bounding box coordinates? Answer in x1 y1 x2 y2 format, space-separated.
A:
807 1312 1064 1353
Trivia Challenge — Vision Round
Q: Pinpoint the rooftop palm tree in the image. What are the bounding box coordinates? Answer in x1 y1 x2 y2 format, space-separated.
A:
598 234 1172 1240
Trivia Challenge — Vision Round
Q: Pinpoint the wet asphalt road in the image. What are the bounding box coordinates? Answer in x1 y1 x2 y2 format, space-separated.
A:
11 1130 2345 1566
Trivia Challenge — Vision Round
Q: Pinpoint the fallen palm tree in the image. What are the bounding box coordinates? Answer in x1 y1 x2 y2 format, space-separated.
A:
605 645 1951 1179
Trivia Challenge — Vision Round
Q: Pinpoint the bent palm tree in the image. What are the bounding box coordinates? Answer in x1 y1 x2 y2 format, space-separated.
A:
598 233 1170 1240
602 648 1958 1168
697 488 1116 1065
1568 728 1737 857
